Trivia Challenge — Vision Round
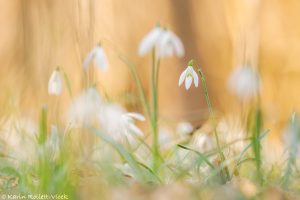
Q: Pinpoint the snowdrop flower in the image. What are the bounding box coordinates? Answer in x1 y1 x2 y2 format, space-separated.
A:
48 68 62 96
138 25 164 56
159 127 173 147
138 25 184 58
228 65 260 101
121 112 145 138
176 121 194 137
83 44 108 71
157 30 184 58
178 66 199 90
99 103 145 143
67 87 102 126
192 133 214 152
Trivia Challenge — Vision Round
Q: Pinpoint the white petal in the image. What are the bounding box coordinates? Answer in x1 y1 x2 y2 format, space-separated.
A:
48 70 62 96
178 68 187 86
191 68 199 87
138 27 163 56
228 66 260 101
170 32 184 57
94 47 108 71
82 48 96 70
126 112 145 121
185 76 193 90
157 31 172 58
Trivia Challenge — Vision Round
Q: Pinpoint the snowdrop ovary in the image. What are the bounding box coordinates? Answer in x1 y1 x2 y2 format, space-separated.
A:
48 68 62 96
83 44 108 71
178 65 199 90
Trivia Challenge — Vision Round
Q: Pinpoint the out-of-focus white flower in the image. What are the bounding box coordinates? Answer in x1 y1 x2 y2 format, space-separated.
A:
0 117 37 163
159 127 173 148
157 30 184 58
176 121 194 137
228 65 260 101
178 66 199 90
192 133 214 152
83 44 108 71
99 103 145 143
138 25 184 58
121 112 145 137
67 87 102 126
48 68 62 96
138 25 164 56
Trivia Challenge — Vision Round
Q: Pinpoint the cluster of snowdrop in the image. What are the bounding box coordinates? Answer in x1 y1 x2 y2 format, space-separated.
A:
47 23 262 153
66 87 145 143
48 52 142 144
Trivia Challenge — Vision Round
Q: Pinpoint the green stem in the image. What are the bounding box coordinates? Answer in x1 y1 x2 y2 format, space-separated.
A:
151 49 160 172
197 68 230 182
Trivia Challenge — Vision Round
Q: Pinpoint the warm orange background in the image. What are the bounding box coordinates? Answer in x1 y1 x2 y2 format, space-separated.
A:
0 0 299 137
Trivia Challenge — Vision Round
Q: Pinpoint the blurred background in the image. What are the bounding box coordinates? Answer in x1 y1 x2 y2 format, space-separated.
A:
0 0 299 138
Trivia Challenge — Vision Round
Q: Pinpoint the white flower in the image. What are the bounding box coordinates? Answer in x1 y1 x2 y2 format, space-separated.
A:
157 30 184 58
83 45 108 71
67 87 102 126
178 66 199 90
176 121 194 137
228 66 260 101
48 68 62 96
99 103 145 143
138 25 164 56
138 25 184 58
158 127 173 146
121 112 145 138
192 133 214 152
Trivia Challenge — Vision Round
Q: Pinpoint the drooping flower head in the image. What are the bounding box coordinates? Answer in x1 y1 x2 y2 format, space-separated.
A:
176 121 194 138
138 24 163 56
99 103 145 143
228 65 260 101
157 29 184 58
179 60 199 90
138 24 184 58
67 87 102 126
48 67 62 96
83 44 108 71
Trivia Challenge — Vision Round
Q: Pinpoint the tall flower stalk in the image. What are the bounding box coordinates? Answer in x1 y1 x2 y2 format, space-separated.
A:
137 25 184 173
183 60 230 182
151 49 160 172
